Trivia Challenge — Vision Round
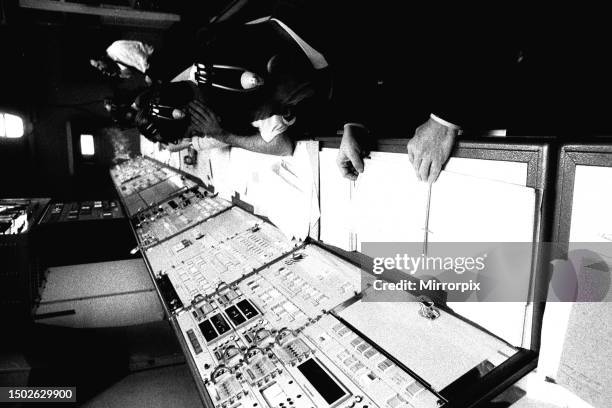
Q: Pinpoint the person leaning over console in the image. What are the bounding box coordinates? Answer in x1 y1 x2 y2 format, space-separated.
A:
96 9 334 156
169 11 336 156
134 81 294 156
134 56 329 157
181 25 333 156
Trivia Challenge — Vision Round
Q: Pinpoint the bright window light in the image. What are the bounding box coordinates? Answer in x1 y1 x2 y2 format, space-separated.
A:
4 114 24 138
80 134 95 156
0 113 24 138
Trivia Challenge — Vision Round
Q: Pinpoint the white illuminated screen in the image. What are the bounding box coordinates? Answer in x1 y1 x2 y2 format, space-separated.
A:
0 113 25 138
80 134 95 156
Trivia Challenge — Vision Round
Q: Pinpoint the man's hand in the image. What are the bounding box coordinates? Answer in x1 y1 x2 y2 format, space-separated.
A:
337 125 368 180
187 100 224 141
407 118 457 183
163 138 192 152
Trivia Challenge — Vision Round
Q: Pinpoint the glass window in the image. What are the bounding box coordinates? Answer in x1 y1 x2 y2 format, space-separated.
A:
0 113 25 138
80 134 95 156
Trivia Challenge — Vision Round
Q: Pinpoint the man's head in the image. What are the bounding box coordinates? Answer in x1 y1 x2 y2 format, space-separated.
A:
134 82 196 145
90 56 122 78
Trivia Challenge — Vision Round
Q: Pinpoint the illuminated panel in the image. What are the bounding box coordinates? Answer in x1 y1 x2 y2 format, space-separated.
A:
80 134 95 155
0 113 25 138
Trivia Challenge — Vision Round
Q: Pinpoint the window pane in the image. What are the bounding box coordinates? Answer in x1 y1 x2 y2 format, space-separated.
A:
4 113 24 138
80 134 95 156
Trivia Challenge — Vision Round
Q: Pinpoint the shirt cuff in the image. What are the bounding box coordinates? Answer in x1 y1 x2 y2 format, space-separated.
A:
430 114 462 132
252 115 295 142
343 122 368 129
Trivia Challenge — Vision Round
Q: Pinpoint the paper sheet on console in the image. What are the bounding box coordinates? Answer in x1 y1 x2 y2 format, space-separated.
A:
246 142 319 240
568 165 612 254
538 302 612 408
444 157 528 186
427 171 537 347
338 299 517 391
565 165 612 323
222 142 319 241
227 148 280 200
320 150 535 253
319 149 428 252
209 146 232 199
428 170 536 242
319 148 353 250
352 152 428 253
532 166 612 408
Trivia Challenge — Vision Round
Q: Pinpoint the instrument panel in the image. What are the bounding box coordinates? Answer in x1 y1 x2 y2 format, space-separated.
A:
134 186 231 248
111 156 173 197
111 157 197 215
147 207 298 306
176 285 442 408
111 156 445 408
110 156 530 408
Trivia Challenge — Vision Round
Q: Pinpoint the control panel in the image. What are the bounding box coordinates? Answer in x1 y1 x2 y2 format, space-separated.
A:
170 242 442 408
40 200 123 223
134 186 231 248
111 156 173 197
111 156 197 215
241 245 362 325
147 207 297 305
110 157 449 408
176 293 442 408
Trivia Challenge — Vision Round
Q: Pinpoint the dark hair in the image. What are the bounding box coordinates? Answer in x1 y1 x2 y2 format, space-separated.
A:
91 55 121 77
134 82 195 144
